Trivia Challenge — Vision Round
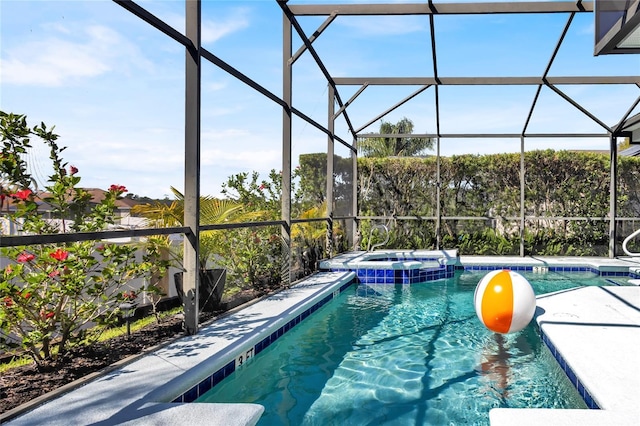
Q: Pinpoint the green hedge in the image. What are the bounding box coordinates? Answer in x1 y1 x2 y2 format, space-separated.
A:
356 150 640 256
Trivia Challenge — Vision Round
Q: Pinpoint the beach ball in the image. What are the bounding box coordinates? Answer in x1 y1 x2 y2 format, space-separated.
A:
474 270 536 334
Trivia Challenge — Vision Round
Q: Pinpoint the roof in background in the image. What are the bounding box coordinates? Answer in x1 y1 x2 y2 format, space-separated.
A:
0 188 142 212
620 145 640 156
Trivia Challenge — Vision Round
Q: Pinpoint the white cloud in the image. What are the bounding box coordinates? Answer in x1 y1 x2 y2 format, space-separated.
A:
201 9 250 44
1 24 152 86
578 21 594 37
42 22 72 35
205 81 228 92
337 15 427 37
200 127 280 172
202 127 250 140
202 105 243 118
440 135 611 157
134 5 250 45
72 129 183 169
202 147 279 168
2 40 109 86
14 121 186 198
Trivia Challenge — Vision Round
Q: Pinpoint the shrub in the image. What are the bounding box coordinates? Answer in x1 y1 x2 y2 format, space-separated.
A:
0 112 169 365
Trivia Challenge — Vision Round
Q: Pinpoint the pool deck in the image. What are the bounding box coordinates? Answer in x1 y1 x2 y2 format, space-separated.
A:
491 284 640 425
1 255 640 426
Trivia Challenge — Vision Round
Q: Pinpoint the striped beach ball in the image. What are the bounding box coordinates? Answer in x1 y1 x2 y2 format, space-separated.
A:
474 269 536 334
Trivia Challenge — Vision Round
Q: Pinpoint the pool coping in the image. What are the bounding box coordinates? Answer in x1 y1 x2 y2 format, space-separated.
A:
491 285 640 425
3 254 640 425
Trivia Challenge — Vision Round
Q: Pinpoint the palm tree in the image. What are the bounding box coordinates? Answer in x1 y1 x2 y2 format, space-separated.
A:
358 117 433 158
132 186 268 311
132 186 262 270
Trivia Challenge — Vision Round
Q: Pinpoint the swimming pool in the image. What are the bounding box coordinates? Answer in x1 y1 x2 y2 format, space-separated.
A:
195 270 615 425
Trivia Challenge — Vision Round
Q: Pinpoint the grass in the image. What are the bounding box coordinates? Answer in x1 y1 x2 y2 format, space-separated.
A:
97 307 183 342
0 355 32 373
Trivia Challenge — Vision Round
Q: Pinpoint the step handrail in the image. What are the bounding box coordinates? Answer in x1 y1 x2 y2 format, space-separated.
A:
622 228 640 256
367 224 389 251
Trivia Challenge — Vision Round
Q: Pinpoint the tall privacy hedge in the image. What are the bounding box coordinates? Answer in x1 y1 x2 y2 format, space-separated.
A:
356 150 640 256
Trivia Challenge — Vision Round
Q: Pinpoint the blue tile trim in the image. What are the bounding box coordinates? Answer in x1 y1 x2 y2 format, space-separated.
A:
321 257 636 280
330 262 637 285
172 277 355 403
604 278 621 286
540 330 600 409
453 264 634 278
352 264 454 284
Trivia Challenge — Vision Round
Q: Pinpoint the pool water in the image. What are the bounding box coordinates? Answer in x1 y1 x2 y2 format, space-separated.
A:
197 271 607 425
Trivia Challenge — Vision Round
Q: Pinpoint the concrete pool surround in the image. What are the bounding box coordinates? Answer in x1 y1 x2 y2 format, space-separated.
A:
2 250 639 425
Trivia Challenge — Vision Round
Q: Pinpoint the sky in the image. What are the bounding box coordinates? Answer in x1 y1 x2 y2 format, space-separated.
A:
1 0 639 199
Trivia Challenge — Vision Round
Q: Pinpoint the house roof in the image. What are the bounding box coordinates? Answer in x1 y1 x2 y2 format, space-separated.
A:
0 188 143 212
620 145 640 157
82 188 141 209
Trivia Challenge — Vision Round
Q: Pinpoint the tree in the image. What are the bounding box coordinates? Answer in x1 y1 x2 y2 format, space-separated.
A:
358 117 433 158
617 137 631 152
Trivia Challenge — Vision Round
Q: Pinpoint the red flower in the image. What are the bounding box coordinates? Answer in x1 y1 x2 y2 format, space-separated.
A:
109 184 127 194
96 244 105 252
49 248 69 262
49 269 60 278
4 265 13 274
123 291 137 300
23 292 31 299
40 310 55 320
4 296 13 307
17 252 35 263
259 184 265 191
11 188 32 201
69 165 78 175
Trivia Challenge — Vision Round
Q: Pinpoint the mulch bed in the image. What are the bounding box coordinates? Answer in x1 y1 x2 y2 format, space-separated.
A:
0 314 189 415
0 289 266 416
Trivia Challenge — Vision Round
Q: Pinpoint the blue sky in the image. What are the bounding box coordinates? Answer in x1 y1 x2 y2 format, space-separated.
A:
1 0 639 199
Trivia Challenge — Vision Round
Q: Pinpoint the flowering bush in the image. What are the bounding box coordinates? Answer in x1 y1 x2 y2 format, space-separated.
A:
0 112 169 365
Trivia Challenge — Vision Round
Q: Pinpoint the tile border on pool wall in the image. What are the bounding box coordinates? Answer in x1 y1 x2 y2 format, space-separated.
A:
460 265 630 277
540 330 600 410
171 279 354 404
327 264 634 283
354 264 455 284
324 265 455 284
